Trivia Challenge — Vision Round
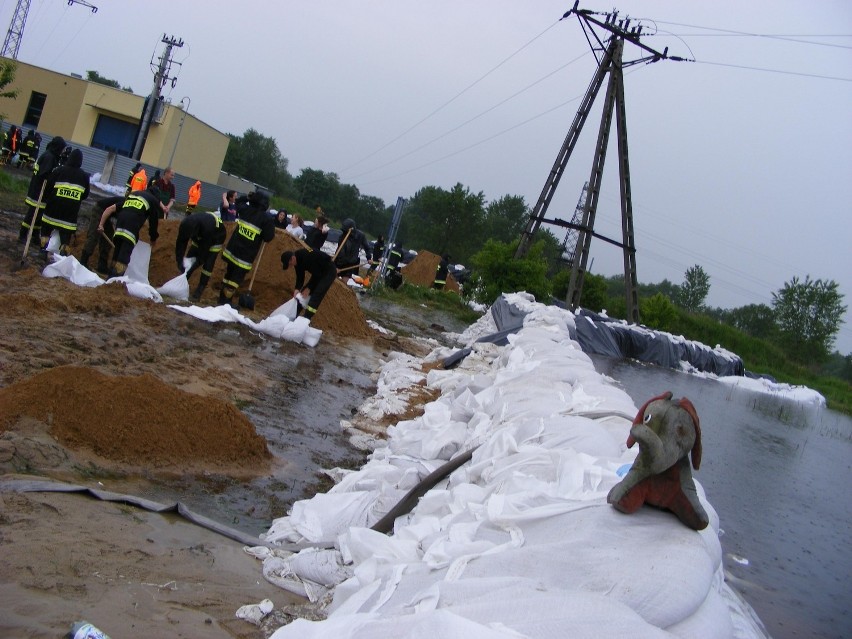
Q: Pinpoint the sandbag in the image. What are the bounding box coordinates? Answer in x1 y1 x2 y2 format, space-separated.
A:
157 273 189 300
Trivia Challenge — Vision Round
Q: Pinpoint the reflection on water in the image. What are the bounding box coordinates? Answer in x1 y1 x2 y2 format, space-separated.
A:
591 356 852 639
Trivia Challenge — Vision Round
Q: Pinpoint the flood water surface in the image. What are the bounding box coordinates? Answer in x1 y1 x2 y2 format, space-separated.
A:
592 356 852 639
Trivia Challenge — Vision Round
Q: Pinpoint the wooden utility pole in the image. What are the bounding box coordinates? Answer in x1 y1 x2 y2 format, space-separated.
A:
516 3 686 324
132 34 183 161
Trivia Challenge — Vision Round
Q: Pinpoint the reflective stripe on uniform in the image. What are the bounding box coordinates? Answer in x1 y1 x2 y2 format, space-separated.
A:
41 214 77 232
53 182 86 201
235 219 261 241
24 196 47 209
113 228 139 246
222 249 252 270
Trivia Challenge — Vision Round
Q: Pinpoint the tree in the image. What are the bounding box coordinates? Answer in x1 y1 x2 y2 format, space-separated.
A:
468 239 552 304
224 129 294 197
403 184 485 263
725 303 777 340
86 70 132 92
675 264 710 312
483 195 528 245
641 293 678 333
0 59 18 120
578 273 609 312
771 275 846 362
294 168 340 214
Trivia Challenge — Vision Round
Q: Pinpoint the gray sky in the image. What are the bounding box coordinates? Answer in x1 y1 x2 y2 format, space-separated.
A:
6 0 852 354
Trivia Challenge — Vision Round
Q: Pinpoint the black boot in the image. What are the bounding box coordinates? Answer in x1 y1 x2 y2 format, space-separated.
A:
190 284 205 302
80 250 92 269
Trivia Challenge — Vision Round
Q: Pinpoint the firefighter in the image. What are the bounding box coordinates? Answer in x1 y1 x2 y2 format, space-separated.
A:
218 191 275 307
17 129 37 169
383 243 404 289
175 209 227 302
129 165 148 192
368 234 385 273
18 136 66 244
0 125 20 165
281 247 337 321
80 195 125 274
125 162 142 196
185 180 202 214
39 148 90 258
432 254 450 290
108 186 165 277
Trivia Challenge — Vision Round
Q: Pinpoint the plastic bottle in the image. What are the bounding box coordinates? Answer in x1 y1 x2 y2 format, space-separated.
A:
66 621 111 639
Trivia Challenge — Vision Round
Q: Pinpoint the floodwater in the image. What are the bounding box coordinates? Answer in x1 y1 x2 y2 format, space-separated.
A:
592 356 852 639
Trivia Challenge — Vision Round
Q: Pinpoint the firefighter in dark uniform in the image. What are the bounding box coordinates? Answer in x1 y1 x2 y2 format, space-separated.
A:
109 186 165 277
368 234 385 273
175 210 227 302
16 130 37 168
39 148 90 257
80 195 124 274
384 243 404 289
218 191 275 307
433 254 450 290
281 247 337 321
18 136 66 244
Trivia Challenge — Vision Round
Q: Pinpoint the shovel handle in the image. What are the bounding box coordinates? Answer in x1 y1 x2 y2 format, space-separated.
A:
247 242 266 292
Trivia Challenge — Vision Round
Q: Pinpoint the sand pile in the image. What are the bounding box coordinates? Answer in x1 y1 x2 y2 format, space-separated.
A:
0 365 271 469
74 220 373 339
401 250 460 293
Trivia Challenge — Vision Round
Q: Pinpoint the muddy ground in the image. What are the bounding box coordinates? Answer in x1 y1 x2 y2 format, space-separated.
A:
0 190 472 639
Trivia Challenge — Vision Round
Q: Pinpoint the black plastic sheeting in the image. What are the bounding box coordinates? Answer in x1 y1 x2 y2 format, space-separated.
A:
444 296 744 378
0 478 303 549
573 309 744 377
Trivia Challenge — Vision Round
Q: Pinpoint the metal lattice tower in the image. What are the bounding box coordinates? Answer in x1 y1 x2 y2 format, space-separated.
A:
2 0 98 60
560 182 589 265
1 0 31 59
515 3 687 323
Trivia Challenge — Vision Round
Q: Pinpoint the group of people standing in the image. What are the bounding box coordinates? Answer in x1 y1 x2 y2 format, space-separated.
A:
2 125 43 169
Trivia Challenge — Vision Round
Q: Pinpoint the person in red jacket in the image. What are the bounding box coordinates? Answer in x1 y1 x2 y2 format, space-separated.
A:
186 180 202 214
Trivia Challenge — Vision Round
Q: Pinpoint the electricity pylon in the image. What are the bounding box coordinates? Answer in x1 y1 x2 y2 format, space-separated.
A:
515 3 686 324
2 0 98 60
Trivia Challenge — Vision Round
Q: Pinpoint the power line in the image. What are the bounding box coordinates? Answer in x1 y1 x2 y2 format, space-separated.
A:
653 20 852 50
694 59 852 82
339 19 562 174
345 50 590 182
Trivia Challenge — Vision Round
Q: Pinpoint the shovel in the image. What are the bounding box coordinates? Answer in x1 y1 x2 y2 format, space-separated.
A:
20 181 47 265
238 243 266 310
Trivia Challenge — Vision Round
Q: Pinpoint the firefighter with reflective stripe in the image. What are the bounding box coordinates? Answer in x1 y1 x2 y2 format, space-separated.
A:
18 136 66 243
281 248 336 321
16 130 37 168
1 125 19 164
125 162 142 196
185 180 202 214
129 166 148 192
39 148 90 256
368 234 385 273
218 191 274 307
432 254 450 290
80 195 124 274
176 210 227 301
109 187 164 277
383 243 404 289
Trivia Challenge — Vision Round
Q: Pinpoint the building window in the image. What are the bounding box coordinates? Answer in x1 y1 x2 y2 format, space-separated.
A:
23 91 47 128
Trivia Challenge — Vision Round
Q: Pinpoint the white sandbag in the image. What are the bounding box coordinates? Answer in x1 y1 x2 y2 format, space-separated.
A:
303 326 323 347
183 256 196 272
45 229 61 253
280 315 310 343
126 241 151 284
270 298 299 320
236 598 274 626
42 255 104 288
124 280 163 302
157 272 189 300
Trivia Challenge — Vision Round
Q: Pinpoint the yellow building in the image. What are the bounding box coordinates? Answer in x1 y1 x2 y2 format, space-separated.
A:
0 57 228 184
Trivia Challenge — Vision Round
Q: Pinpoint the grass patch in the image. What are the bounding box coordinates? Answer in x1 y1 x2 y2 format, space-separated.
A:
370 281 481 326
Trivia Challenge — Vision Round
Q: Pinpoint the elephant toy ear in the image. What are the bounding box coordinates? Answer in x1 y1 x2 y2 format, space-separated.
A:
676 397 702 470
626 391 673 447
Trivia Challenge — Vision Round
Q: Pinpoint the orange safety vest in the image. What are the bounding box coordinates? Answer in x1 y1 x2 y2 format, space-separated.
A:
188 181 201 205
130 168 148 192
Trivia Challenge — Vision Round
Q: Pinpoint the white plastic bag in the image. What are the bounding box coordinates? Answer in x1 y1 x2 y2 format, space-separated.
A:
157 273 189 300
270 298 299 320
126 241 151 285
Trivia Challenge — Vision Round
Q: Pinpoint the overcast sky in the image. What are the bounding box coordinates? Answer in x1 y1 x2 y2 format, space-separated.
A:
6 0 852 354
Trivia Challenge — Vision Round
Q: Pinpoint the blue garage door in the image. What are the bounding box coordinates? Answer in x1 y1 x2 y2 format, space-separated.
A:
91 115 138 157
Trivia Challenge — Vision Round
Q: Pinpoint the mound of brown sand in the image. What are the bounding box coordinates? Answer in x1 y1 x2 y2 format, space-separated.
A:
72 220 373 339
401 250 460 293
0 365 271 470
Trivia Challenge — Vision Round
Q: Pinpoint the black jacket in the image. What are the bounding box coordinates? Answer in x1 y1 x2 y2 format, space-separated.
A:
42 149 90 227
293 248 336 291
222 200 275 268
25 137 66 208
114 190 162 244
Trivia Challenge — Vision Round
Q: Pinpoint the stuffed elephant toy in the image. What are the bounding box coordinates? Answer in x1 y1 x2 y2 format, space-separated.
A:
607 391 709 530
